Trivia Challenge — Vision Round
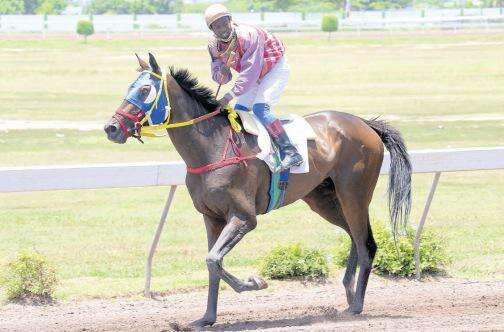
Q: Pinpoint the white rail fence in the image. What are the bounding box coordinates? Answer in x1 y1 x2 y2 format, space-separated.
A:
1 9 504 33
1 147 503 294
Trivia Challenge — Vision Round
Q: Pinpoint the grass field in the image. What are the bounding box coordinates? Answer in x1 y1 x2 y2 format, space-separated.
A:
0 31 503 300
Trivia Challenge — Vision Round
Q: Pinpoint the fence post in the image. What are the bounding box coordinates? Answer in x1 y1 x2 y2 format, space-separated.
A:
43 14 48 37
414 172 441 279
144 185 178 297
133 12 138 31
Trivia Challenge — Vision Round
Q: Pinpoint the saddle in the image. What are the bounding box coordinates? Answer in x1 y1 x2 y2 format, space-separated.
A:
235 110 317 212
235 110 317 140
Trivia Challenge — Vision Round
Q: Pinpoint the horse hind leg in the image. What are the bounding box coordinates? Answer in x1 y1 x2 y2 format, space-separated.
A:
334 180 377 315
343 241 358 306
302 178 358 306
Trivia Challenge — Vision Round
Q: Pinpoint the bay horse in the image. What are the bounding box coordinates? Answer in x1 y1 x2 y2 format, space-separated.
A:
104 54 411 328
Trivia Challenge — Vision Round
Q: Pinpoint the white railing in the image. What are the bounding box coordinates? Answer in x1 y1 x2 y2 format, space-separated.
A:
1 147 503 292
1 9 503 33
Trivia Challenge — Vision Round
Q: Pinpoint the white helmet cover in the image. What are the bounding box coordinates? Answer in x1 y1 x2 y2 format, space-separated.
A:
204 4 231 28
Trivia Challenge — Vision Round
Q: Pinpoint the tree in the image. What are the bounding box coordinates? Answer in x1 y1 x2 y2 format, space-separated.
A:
0 0 25 14
321 14 339 40
86 0 182 14
130 0 156 14
36 0 68 14
272 0 296 11
87 0 129 14
23 0 43 13
77 20 94 43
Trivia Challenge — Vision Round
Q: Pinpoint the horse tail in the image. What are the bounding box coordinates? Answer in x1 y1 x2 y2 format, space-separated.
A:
364 117 412 237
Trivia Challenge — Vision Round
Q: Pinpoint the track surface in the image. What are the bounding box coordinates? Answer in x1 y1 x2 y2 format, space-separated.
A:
1 277 503 331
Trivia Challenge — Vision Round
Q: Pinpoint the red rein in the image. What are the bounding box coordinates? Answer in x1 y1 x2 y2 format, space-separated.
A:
113 108 256 174
113 110 145 138
186 127 256 174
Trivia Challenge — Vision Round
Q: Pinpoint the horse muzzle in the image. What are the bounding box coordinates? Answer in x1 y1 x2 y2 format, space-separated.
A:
104 122 127 144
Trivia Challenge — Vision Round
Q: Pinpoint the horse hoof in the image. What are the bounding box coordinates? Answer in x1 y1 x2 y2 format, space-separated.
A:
187 317 216 329
343 305 363 315
248 276 268 290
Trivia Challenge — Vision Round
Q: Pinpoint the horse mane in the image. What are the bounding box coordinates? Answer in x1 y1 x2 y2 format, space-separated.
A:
169 67 220 112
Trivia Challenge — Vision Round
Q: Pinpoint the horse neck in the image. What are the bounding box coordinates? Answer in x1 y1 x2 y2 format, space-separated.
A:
166 76 229 168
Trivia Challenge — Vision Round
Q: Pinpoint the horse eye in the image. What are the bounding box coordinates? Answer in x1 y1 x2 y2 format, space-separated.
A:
140 86 150 95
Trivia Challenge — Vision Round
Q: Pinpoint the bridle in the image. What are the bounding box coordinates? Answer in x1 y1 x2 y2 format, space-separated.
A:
113 70 241 143
112 68 254 174
113 109 147 143
113 70 169 143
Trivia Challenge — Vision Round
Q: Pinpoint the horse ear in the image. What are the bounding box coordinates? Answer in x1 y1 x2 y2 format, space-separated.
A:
135 53 150 72
148 52 162 76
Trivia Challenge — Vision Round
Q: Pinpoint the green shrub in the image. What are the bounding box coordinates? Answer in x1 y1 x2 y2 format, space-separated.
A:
333 221 450 277
333 237 351 268
260 243 329 280
76 20 94 43
321 14 339 39
0 251 58 303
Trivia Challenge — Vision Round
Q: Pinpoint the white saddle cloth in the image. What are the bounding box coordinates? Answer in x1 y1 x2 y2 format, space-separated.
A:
236 110 316 174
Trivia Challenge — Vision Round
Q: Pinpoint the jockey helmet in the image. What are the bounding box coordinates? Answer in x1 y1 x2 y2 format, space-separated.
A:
204 4 231 28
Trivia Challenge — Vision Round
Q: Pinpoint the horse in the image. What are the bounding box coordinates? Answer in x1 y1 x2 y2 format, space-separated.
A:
104 53 412 328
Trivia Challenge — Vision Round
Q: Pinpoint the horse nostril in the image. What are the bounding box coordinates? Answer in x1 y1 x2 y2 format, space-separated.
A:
104 124 117 135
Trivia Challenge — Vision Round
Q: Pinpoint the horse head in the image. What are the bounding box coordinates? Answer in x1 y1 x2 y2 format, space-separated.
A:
104 53 169 144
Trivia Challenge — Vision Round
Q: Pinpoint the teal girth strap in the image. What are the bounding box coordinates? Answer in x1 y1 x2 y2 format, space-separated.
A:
266 145 291 212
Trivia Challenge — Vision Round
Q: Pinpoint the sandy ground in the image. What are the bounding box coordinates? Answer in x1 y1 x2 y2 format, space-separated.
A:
1 277 503 331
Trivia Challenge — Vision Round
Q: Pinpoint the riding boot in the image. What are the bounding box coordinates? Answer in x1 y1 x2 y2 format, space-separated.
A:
265 119 303 172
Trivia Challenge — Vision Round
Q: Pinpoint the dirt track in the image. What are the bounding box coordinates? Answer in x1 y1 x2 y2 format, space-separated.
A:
1 277 503 331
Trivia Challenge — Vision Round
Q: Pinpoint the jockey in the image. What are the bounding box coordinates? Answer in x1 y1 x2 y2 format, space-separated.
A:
204 4 303 172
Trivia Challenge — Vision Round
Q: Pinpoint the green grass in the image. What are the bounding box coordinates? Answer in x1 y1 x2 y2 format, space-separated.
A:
0 31 503 300
1 32 503 123
1 171 502 300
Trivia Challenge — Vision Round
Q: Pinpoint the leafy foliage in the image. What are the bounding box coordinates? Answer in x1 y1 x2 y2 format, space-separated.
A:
333 221 450 277
86 0 181 14
23 0 44 14
5 0 501 15
260 243 329 279
322 14 339 32
0 251 58 303
77 20 94 35
0 0 25 14
0 0 68 14
36 0 67 14
77 20 94 42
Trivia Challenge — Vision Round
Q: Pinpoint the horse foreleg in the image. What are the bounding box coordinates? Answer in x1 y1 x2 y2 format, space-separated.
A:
190 215 225 328
206 213 268 293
